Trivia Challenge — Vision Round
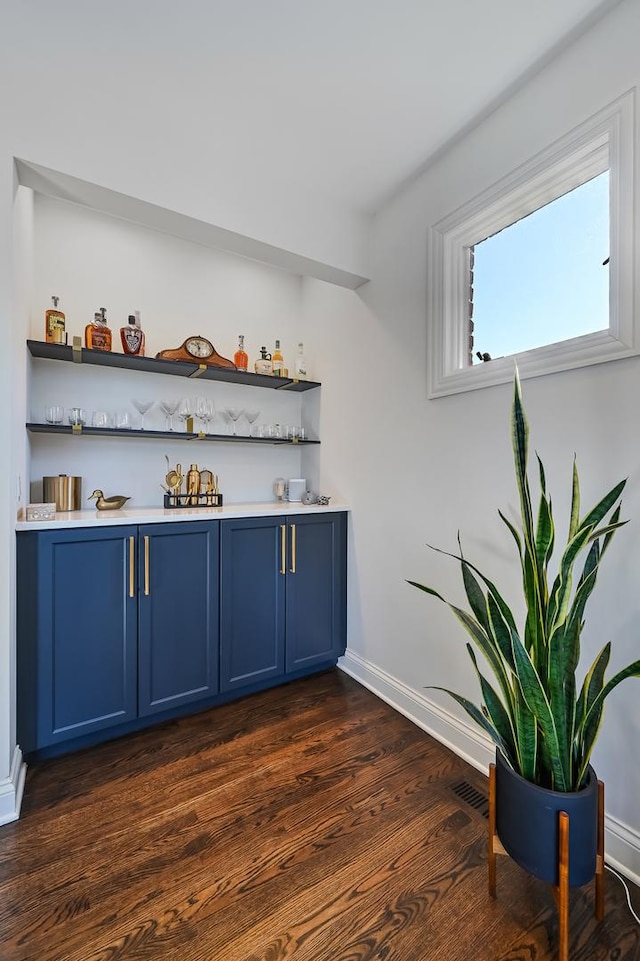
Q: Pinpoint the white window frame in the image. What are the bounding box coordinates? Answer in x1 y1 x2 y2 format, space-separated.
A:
427 90 635 398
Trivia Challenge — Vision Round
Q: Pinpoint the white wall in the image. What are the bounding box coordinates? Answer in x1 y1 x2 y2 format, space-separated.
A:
311 0 640 881
28 195 312 507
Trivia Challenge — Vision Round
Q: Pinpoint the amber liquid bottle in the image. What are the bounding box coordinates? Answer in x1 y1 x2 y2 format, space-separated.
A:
45 296 66 345
85 307 112 351
272 339 284 376
234 334 248 371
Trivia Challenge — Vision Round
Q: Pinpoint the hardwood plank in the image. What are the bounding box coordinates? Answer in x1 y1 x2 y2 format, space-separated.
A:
0 670 638 961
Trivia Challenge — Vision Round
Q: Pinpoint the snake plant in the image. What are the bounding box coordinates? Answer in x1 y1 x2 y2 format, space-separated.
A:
409 373 640 791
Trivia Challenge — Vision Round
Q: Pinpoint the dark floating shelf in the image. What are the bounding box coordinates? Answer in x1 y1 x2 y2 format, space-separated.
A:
27 340 320 392
26 423 320 446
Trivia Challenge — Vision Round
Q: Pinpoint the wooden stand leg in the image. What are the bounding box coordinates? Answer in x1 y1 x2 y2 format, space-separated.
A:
595 780 605 922
488 763 497 897
553 812 570 961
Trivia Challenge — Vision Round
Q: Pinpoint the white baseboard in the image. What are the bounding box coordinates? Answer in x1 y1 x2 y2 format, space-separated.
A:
338 649 640 887
0 746 26 826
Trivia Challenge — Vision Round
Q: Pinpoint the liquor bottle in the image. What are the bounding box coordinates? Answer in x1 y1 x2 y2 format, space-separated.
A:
294 342 308 380
272 339 284 376
120 312 145 356
45 296 66 345
254 346 272 375
234 334 248 371
85 307 112 351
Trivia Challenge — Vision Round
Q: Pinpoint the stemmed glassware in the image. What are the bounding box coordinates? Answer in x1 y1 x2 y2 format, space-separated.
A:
159 399 180 431
131 399 154 430
195 396 215 435
177 397 194 432
244 409 260 436
224 407 244 436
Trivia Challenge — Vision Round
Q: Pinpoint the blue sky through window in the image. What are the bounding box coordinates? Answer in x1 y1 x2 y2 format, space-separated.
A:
470 171 609 363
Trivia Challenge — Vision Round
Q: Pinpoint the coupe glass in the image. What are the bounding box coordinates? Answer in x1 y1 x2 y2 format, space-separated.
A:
244 409 260 436
159 399 180 431
224 407 244 436
131 399 154 430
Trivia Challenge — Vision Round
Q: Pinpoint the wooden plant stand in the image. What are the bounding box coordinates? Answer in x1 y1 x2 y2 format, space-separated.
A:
488 764 605 961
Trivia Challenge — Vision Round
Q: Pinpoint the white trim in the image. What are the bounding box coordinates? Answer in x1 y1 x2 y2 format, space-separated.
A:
339 649 640 884
428 89 636 398
0 746 26 826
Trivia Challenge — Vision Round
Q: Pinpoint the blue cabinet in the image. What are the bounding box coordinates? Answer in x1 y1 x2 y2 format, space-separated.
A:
220 512 346 692
138 522 219 716
285 512 346 672
17 520 220 753
17 511 346 758
17 526 138 751
220 517 286 690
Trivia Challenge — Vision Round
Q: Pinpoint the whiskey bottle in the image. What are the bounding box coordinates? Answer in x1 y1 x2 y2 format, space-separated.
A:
234 334 248 371
272 339 284 376
85 307 112 351
45 296 66 345
120 312 145 356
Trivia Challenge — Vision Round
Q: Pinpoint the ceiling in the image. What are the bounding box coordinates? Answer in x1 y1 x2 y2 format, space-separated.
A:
2 0 624 216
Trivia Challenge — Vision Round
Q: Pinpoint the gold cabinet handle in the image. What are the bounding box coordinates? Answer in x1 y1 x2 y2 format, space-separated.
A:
280 524 286 574
290 524 296 574
144 535 150 595
129 536 135 597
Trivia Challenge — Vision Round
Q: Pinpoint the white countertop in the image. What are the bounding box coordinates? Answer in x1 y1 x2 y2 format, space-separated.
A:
15 501 350 532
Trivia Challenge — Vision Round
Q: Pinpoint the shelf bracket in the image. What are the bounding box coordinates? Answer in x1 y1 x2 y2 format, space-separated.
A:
72 336 83 364
189 364 207 379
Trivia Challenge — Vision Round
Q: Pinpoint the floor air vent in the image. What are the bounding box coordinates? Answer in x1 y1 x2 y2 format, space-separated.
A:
451 780 489 818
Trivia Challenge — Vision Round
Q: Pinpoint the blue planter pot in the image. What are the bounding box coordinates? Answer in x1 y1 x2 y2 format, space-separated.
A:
495 750 598 887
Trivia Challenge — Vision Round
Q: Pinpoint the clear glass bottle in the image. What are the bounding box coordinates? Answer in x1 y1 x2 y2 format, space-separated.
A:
120 312 145 356
272 339 284 376
254 346 272 375
234 334 248 371
85 307 112 351
294 342 308 380
45 296 66 345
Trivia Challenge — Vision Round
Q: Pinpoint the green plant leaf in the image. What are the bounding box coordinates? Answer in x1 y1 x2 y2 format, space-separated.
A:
466 644 517 764
510 629 568 789
426 686 508 751
569 457 580 541
576 657 640 785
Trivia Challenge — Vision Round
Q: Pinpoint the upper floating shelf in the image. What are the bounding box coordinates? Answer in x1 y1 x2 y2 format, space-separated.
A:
27 340 321 392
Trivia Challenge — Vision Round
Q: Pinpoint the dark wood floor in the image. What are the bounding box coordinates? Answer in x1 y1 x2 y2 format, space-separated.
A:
0 670 638 961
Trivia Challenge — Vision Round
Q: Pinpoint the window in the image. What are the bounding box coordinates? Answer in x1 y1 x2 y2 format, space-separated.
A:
427 91 635 398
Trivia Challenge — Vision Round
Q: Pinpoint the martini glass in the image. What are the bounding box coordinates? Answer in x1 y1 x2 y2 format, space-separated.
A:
131 399 154 430
225 407 244 436
159 399 180 431
244 409 260 436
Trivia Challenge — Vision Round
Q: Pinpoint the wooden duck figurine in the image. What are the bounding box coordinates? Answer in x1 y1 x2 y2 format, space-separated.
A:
88 489 131 511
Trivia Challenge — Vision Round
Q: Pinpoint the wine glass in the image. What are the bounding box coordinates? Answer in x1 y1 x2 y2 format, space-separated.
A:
224 407 244 436
195 396 215 435
244 409 260 436
177 397 194 432
159 399 180 431
131 399 154 430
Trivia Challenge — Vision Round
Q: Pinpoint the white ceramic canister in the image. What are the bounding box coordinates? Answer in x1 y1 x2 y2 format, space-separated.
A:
287 478 306 502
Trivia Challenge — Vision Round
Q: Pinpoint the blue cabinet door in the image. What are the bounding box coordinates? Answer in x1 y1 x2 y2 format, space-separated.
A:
285 512 347 672
17 526 138 751
220 516 285 691
138 521 219 716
